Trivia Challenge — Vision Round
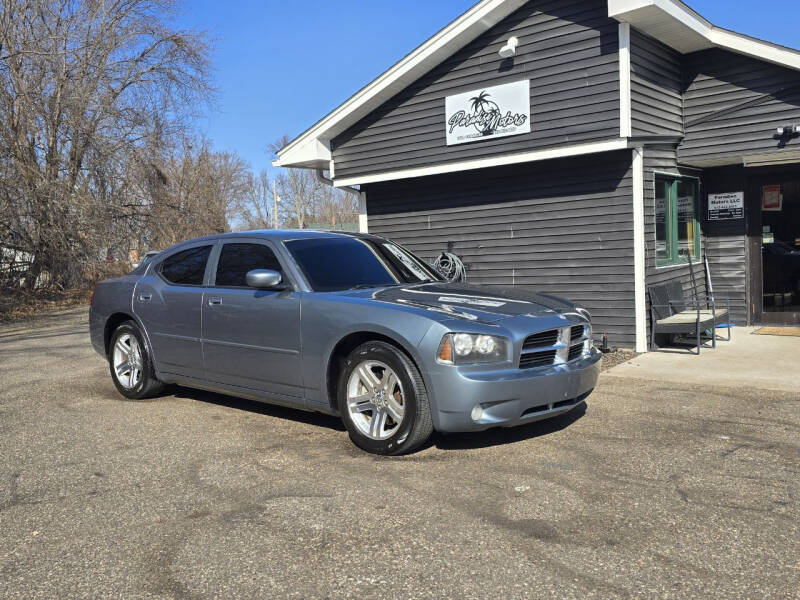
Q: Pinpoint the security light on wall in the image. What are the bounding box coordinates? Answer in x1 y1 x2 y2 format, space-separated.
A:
776 125 800 136
499 36 519 58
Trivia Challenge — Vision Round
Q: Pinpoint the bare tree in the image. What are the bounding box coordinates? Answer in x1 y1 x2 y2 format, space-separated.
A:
144 136 250 249
234 169 273 231
315 181 358 229
0 0 212 290
269 135 321 229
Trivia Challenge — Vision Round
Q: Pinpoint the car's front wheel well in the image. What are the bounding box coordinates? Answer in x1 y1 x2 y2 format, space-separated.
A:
104 312 135 357
326 332 419 413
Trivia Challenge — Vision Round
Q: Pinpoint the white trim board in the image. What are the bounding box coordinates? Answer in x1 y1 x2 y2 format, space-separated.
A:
631 146 648 354
334 139 630 188
358 192 369 233
618 23 632 139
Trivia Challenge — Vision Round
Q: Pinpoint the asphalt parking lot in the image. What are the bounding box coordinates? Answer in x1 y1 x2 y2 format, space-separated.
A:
1 309 798 599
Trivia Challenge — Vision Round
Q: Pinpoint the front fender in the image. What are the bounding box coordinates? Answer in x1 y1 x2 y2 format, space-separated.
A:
299 294 443 409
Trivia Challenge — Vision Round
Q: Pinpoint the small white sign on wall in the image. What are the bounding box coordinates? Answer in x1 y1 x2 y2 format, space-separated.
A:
708 192 744 220
445 80 530 146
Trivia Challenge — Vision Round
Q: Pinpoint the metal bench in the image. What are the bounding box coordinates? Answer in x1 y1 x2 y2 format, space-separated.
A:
648 256 730 354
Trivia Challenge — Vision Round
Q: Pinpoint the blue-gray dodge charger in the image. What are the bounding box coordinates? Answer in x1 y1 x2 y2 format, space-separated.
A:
90 230 601 454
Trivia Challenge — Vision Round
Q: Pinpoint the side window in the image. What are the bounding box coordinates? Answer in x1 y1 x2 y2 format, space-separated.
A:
655 175 701 267
159 246 212 285
215 243 284 288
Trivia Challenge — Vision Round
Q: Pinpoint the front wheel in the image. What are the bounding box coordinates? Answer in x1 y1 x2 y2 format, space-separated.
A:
338 341 433 455
108 320 164 400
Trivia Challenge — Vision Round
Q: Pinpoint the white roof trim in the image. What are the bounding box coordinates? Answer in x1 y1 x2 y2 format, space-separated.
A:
334 139 630 187
609 0 800 70
275 0 527 170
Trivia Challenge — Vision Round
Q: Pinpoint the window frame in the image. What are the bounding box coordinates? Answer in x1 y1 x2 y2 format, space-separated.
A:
210 239 295 291
155 244 215 288
653 173 702 268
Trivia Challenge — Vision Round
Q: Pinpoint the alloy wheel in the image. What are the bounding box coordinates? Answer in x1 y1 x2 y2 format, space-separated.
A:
346 360 405 440
112 333 143 389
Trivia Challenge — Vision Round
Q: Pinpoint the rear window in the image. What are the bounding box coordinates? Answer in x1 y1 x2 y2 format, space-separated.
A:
159 246 212 285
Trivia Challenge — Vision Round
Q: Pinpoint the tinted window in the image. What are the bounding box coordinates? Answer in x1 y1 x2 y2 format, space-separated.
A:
215 243 283 287
285 236 440 292
159 246 212 285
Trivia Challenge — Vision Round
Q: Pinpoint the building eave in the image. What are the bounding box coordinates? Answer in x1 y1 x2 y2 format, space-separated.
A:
608 0 800 70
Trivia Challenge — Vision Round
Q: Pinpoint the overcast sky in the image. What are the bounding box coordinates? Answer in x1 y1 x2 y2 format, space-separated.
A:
174 0 800 174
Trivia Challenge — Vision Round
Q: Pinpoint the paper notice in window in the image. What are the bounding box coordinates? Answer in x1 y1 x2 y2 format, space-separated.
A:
762 185 782 211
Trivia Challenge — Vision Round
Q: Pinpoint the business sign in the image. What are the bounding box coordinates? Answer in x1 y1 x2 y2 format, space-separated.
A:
445 80 530 145
708 192 744 220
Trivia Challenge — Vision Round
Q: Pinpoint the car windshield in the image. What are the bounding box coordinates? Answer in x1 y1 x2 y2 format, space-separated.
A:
285 236 442 292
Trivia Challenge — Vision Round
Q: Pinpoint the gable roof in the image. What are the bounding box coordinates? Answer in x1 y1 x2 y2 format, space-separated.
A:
275 0 800 171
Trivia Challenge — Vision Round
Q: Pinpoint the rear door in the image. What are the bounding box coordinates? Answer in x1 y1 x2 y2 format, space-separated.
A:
201 240 303 399
133 243 214 380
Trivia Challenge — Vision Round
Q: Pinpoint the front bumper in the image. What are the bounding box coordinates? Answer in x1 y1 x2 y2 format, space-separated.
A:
429 347 602 432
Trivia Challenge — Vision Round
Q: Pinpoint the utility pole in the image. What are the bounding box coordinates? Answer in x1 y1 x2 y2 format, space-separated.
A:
273 178 279 229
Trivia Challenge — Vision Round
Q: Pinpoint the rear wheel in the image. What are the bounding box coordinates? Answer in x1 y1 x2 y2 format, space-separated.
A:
108 321 164 400
338 341 433 455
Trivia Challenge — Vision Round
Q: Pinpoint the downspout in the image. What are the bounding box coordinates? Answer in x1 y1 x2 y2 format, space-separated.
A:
315 169 368 233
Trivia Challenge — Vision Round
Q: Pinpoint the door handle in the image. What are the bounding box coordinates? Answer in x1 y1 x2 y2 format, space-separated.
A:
207 297 222 306
138 293 152 302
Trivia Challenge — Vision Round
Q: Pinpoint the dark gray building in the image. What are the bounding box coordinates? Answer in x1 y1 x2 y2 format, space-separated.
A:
275 0 800 352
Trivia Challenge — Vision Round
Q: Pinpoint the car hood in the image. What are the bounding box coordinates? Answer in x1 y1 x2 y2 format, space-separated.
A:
341 282 578 324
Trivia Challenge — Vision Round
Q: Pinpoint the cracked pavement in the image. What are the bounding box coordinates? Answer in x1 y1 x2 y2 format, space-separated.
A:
1 308 798 598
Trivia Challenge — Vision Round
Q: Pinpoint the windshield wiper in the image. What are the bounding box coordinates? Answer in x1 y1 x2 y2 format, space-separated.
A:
348 283 400 290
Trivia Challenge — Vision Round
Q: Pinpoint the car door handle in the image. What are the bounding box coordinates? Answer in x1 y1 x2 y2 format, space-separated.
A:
207 297 222 306
138 293 152 302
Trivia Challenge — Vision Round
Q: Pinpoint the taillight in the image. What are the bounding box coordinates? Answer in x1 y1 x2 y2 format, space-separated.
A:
90 284 97 307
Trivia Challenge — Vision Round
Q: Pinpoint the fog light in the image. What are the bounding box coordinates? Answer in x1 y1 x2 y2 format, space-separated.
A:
471 404 484 422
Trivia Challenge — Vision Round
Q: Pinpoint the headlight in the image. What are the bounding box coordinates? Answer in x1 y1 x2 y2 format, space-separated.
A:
437 333 509 365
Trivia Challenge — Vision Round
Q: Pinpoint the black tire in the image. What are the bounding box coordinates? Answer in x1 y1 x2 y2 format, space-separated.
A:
108 320 164 400
337 341 433 455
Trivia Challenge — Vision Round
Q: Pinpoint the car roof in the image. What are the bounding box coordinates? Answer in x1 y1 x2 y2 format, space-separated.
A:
170 229 378 248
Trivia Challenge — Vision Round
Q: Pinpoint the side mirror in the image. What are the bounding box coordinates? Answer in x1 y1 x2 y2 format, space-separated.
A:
246 269 283 289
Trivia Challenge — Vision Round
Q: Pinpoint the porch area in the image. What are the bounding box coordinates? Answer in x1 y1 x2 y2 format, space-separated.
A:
604 327 800 393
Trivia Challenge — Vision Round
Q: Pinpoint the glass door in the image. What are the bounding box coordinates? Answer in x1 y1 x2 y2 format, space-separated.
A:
760 180 800 324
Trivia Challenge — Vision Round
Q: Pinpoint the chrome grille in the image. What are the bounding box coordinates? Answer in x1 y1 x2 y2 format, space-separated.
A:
522 329 558 350
570 325 585 341
567 343 584 361
519 350 556 369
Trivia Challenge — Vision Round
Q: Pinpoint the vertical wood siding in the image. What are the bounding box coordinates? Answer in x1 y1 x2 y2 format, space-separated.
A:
332 0 620 180
365 151 636 348
680 48 800 164
630 30 684 137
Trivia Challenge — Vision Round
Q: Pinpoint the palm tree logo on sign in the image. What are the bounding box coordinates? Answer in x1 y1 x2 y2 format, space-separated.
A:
469 91 501 136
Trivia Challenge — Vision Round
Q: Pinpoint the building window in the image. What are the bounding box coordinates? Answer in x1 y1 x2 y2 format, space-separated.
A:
655 175 700 267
